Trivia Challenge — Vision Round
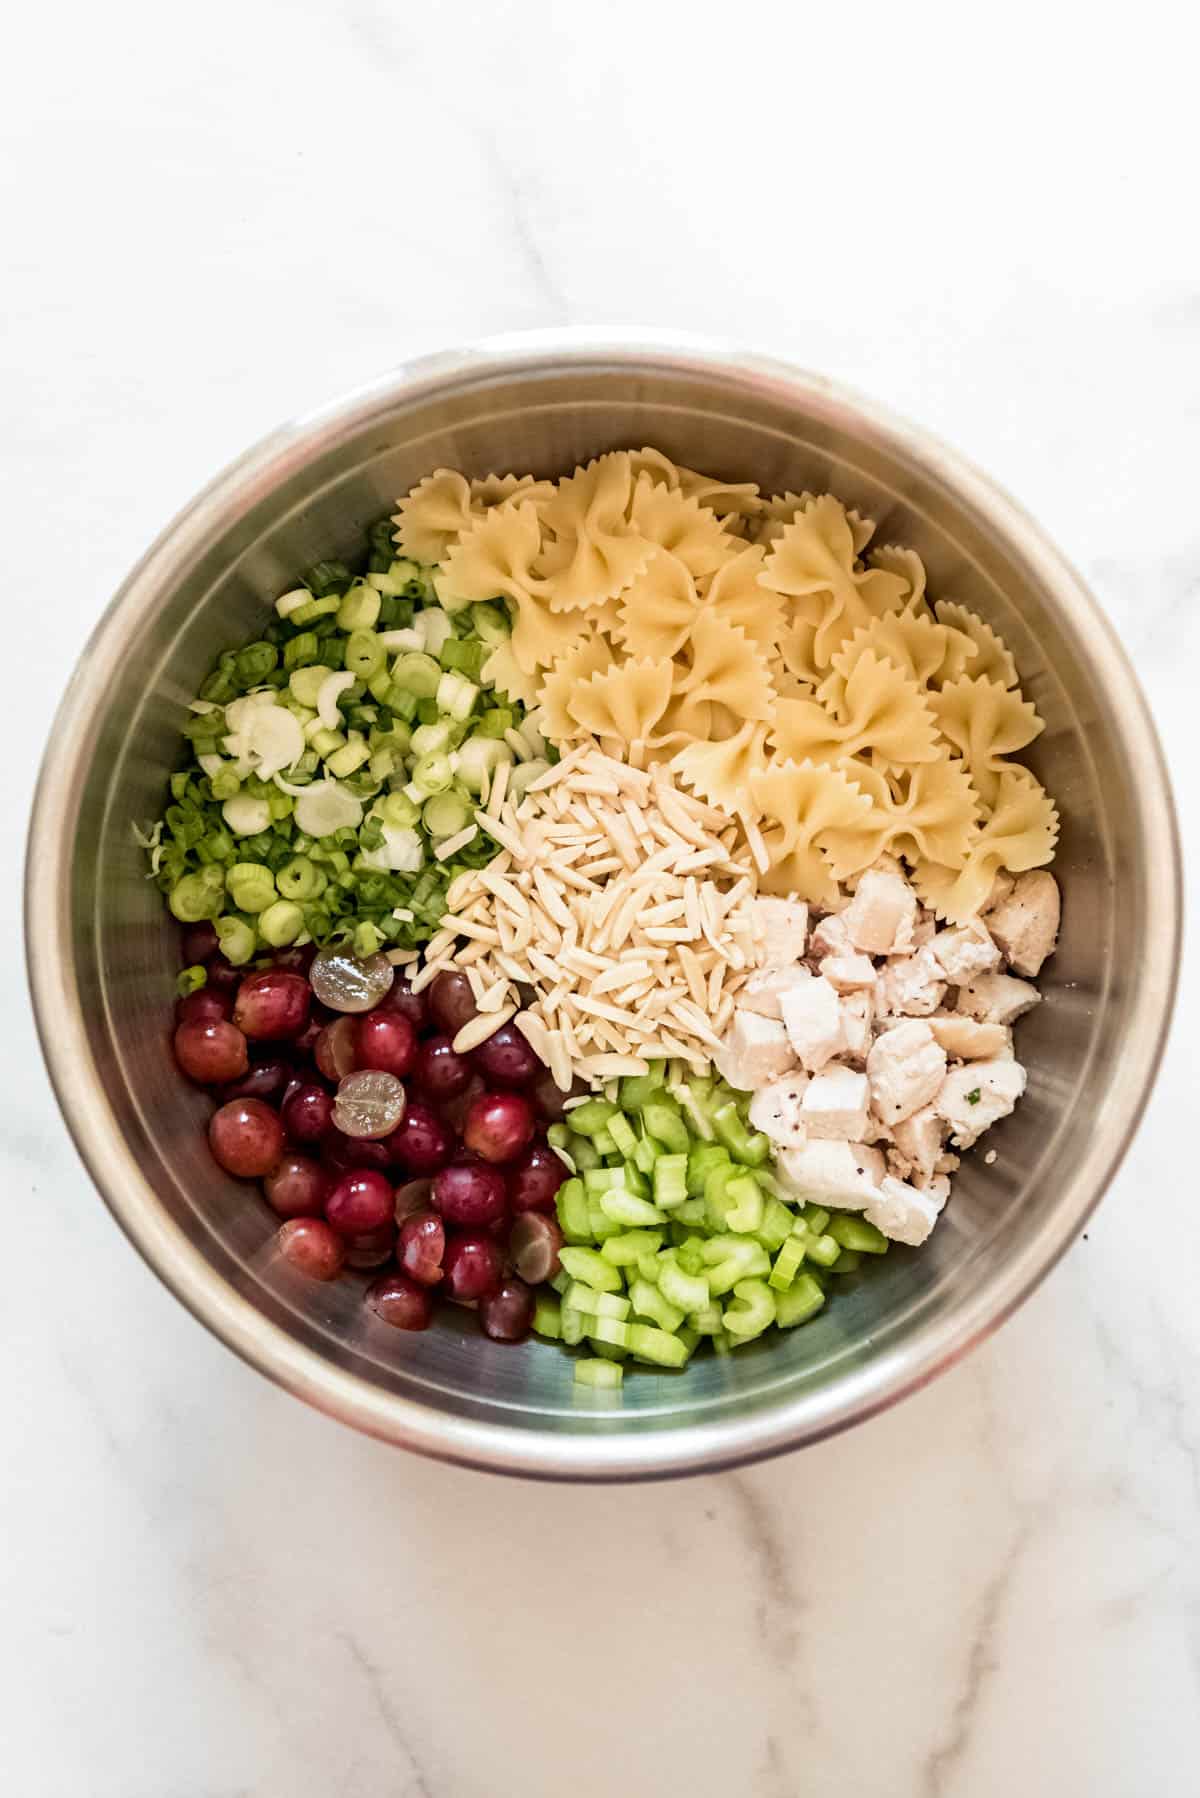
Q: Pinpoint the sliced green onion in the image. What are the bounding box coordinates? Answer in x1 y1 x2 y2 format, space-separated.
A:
391 651 441 698
227 862 278 914
176 965 208 997
168 867 225 923
215 914 256 965
258 899 304 946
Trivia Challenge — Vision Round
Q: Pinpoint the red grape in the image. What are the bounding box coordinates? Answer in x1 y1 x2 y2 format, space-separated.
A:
531 1068 571 1123
333 1069 406 1139
398 1210 446 1286
322 1133 393 1177
344 1224 397 1269
310 946 394 1013
314 1016 358 1082
428 970 477 1036
264 1153 328 1219
325 1168 395 1235
220 1056 291 1105
387 1100 452 1176
432 1160 508 1226
181 921 220 964
269 943 317 975
356 1009 417 1077
379 973 427 1032
412 1035 473 1102
463 1090 535 1165
442 1231 504 1301
479 1277 535 1342
234 970 311 1041
175 987 231 1027
281 1081 335 1146
209 1098 284 1178
204 954 242 994
509 1212 563 1284
278 1217 345 1281
507 1139 567 1213
471 1021 541 1087
174 1019 249 1085
367 1272 433 1329
394 1179 434 1224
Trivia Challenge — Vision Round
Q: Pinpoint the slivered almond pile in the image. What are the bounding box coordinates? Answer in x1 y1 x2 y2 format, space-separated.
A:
416 745 765 1087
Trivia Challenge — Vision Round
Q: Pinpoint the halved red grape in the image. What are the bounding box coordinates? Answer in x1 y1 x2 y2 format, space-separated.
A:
432 1160 507 1226
387 1100 452 1176
442 1231 504 1301
333 1069 406 1139
264 1153 328 1219
398 1210 446 1286
209 1098 284 1178
314 1016 358 1082
463 1090 535 1165
282 1082 335 1146
509 1212 563 1284
344 1224 397 1268
175 987 232 1027
379 973 427 1032
220 1056 291 1105
310 946 394 1013
428 970 477 1036
471 1021 541 1087
479 1277 535 1342
234 970 311 1041
175 1019 249 1085
368 1272 433 1329
508 1139 567 1214
181 921 220 964
325 1167 395 1235
394 1179 433 1224
356 1010 417 1077
277 1216 345 1280
411 1035 473 1102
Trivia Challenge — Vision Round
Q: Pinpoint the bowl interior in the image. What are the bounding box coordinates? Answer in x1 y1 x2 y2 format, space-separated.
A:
32 345 1176 1475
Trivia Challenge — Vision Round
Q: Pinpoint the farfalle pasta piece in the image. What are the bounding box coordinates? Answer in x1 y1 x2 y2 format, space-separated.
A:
480 640 544 710
629 447 763 524
566 656 676 745
820 759 980 879
913 768 1059 922
773 650 940 768
537 453 650 611
436 500 548 613
393 469 475 564
774 620 821 689
868 544 929 612
757 491 875 556
673 613 775 723
628 477 736 580
749 759 874 907
670 720 770 810
934 601 1019 689
616 550 701 659
538 635 618 741
700 546 784 653
821 610 977 710
470 473 556 509
760 496 910 666
931 675 1043 808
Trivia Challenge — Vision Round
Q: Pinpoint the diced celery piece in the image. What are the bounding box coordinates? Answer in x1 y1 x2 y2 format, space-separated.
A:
606 1113 638 1159
555 1177 591 1244
653 1152 688 1210
672 1197 709 1227
630 1279 684 1332
757 1196 795 1252
575 1358 624 1390
768 1235 808 1292
583 1167 626 1196
642 1099 690 1155
675 1235 707 1278
673 1079 715 1141
592 1125 619 1158
724 1173 764 1235
723 1278 777 1340
676 1326 700 1357
805 1232 841 1269
712 1101 770 1167
633 1136 659 1176
620 1162 651 1198
600 1229 664 1267
828 1215 889 1254
658 1260 709 1315
548 1269 571 1295
705 1162 741 1232
585 1316 631 1352
598 1190 668 1228
567 1132 601 1171
775 1272 826 1328
558 1247 623 1293
688 1302 725 1334
832 1248 863 1274
635 1252 661 1284
702 1237 771 1297
627 1323 689 1368
561 1305 586 1346
569 1099 618 1137
619 1065 666 1110
586 1201 621 1242
532 1295 563 1339
802 1204 831 1235
687 1142 728 1197
563 1282 631 1320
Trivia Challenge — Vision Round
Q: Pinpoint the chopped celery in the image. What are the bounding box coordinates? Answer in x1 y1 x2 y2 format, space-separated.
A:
658 1261 709 1315
723 1279 777 1341
629 1279 684 1334
802 1204 831 1236
532 1295 563 1339
769 1235 807 1292
805 1232 842 1269
653 1152 688 1209
599 1229 664 1266
828 1215 889 1254
569 1099 618 1137
724 1174 764 1235
712 1102 770 1167
563 1283 631 1320
776 1273 826 1329
627 1324 689 1368
642 1099 690 1155
575 1358 623 1390
598 1190 668 1228
561 1305 586 1347
555 1178 592 1244
606 1112 638 1159
688 1143 728 1198
757 1196 795 1252
557 1247 623 1293
619 1065 666 1110
584 1316 631 1352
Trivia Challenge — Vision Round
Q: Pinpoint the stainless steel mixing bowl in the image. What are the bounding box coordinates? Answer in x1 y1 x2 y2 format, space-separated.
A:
26 332 1181 1479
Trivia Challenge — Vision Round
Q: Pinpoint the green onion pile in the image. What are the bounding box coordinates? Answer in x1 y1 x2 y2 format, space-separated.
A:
149 521 542 967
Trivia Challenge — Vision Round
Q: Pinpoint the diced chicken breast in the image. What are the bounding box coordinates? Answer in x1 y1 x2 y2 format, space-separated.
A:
955 973 1041 1026
800 1067 870 1140
982 869 1016 914
809 913 851 959
776 1139 886 1210
748 1075 810 1150
928 1015 1012 1060
874 946 947 1018
890 1104 949 1183
779 974 845 1072
866 1020 948 1126
983 872 1061 977
928 921 1002 985
839 991 873 1061
822 952 877 993
863 1173 947 1247
739 965 813 1020
936 1056 1027 1147
713 1010 796 1091
750 896 809 965
841 869 918 955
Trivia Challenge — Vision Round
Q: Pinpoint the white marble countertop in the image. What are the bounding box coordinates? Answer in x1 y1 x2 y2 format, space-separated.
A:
3 2 1197 1792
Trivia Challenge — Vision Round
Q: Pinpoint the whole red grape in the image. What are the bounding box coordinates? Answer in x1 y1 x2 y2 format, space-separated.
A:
356 1009 417 1077
264 1153 329 1219
209 1098 284 1178
325 1168 395 1235
463 1090 535 1165
479 1277 535 1342
174 1019 249 1085
507 1139 567 1213
277 1217 345 1281
367 1272 433 1330
412 1035 473 1102
397 1210 446 1286
234 970 311 1041
432 1160 508 1227
442 1231 504 1301
471 1021 541 1087
427 970 477 1036
387 1100 452 1176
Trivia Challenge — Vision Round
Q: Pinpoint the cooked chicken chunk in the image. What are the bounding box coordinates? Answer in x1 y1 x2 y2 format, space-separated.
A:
739 965 812 1020
841 870 918 956
839 991 873 1061
874 946 947 1018
928 921 1002 985
955 972 1041 1025
749 896 809 965
889 1104 949 1183
776 1139 886 1209
748 1075 810 1150
866 1020 948 1126
927 1016 1013 1060
779 974 845 1072
936 1057 1028 1147
799 1067 870 1140
821 952 877 993
713 1010 796 1091
864 1173 948 1246
983 872 1061 976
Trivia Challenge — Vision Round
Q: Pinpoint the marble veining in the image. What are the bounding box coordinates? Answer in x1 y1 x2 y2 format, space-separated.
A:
3 0 1197 1792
